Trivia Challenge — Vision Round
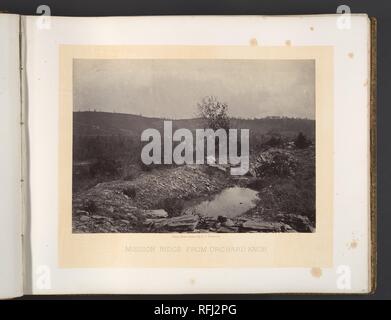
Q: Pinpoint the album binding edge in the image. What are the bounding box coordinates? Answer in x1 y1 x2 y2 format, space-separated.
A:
369 16 377 294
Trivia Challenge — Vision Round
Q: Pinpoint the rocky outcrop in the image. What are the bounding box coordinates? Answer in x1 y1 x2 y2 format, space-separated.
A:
147 214 298 233
73 208 311 233
250 148 298 178
275 213 315 232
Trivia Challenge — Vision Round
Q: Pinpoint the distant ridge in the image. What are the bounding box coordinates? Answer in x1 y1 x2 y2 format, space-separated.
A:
73 111 315 138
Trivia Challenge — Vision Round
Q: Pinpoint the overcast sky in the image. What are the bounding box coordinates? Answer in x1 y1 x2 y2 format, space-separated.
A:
73 59 315 119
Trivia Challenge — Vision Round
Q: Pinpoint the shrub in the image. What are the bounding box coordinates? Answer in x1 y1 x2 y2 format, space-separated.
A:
90 158 119 177
247 178 266 190
204 166 217 176
123 173 136 181
254 150 298 178
139 160 153 172
83 199 98 214
122 165 139 181
123 186 137 198
294 132 311 149
264 136 282 147
157 198 184 217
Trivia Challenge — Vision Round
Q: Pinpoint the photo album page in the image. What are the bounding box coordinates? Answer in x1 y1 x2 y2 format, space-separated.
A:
0 13 375 297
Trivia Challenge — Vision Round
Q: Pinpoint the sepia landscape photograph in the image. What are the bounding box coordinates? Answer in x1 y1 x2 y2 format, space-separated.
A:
72 59 315 233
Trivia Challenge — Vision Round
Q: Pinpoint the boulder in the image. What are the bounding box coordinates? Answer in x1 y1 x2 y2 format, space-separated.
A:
79 215 90 222
150 214 199 232
144 209 169 219
75 210 89 216
217 226 239 233
217 215 228 223
91 215 106 220
241 220 292 232
223 219 235 227
165 215 199 232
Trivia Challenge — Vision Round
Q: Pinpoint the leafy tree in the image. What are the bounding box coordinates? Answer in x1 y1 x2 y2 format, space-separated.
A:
197 96 230 131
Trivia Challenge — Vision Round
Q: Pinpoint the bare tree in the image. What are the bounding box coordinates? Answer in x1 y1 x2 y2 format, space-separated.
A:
197 96 230 131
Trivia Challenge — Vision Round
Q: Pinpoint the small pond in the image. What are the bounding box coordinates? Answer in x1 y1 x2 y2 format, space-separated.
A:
187 187 259 218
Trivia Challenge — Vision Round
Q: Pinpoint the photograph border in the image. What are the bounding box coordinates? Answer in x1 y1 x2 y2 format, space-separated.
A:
59 45 334 268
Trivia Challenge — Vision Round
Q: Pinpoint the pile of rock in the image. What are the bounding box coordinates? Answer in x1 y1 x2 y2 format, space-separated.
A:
72 165 231 232
122 165 229 209
196 215 239 233
73 206 312 233
275 213 315 232
73 209 141 233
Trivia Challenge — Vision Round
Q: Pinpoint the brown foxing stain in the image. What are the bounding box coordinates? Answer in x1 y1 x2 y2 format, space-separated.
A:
310 26 314 31
310 267 322 278
249 38 258 46
348 52 354 59
190 278 196 285
363 79 368 87
285 40 292 46
349 240 358 250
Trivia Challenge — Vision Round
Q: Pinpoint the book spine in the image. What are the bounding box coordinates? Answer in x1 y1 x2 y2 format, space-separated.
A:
0 13 24 299
19 14 32 296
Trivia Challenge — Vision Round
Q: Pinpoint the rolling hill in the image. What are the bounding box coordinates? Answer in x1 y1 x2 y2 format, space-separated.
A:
73 111 315 139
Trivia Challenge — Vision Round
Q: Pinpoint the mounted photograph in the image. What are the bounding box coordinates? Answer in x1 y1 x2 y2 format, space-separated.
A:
71 59 316 233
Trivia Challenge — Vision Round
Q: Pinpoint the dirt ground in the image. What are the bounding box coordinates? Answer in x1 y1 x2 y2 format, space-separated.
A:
73 146 315 233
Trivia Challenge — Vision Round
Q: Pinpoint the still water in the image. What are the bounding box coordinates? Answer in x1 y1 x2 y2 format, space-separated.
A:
188 187 259 218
